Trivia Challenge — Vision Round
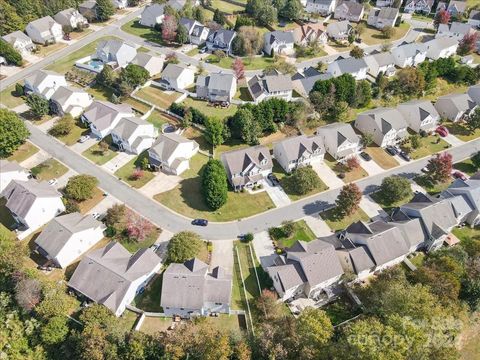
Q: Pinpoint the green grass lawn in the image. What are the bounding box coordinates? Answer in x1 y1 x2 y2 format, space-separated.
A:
445 122 480 142
324 155 368 183
409 252 425 268
7 142 39 163
119 228 160 253
211 0 245 13
56 120 90 146
454 158 478 176
31 158 68 181
452 226 480 243
296 47 328 62
85 83 115 101
206 55 276 70
183 126 212 153
214 139 249 160
271 220 316 248
82 138 118 165
361 22 410 46
370 191 414 214
114 151 155 188
182 97 238 120
323 293 362 326
414 175 452 195
234 87 254 101
147 109 172 129
404 135 450 160
321 207 370 231
134 272 163 312
0 85 25 108
135 86 182 109
121 20 179 48
154 154 275 221
186 47 199 56
36 42 67 58
364 146 399 169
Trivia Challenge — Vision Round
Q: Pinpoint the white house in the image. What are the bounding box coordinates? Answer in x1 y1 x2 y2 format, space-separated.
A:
95 39 137 68
327 56 368 80
111 0 128 9
273 135 325 173
1 180 65 237
81 100 134 139
158 63 195 91
306 0 337 15
0 160 30 193
179 18 210 45
364 51 396 77
354 107 408 147
54 8 88 29
436 22 476 42
434 93 477 122
326 20 353 41
316 123 361 160
442 177 480 227
68 242 162 316
292 23 328 46
50 86 93 118
25 16 63 45
404 0 434 14
247 71 293 103
34 212 105 268
397 99 440 133
110 117 157 154
24 70 67 100
2 31 36 55
139 3 165 27
467 84 480 105
196 72 237 103
161 258 232 318
263 31 295 56
130 53 164 77
425 37 459 60
148 133 199 175
391 42 427 68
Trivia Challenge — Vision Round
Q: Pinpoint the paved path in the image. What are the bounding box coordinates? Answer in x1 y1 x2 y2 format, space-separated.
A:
444 133 464 147
264 181 291 207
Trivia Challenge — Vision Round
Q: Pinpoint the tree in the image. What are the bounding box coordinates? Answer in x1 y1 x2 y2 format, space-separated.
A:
466 107 480 134
0 109 30 157
280 0 303 20
361 133 374 147
254 289 285 321
354 80 372 107
120 64 150 88
105 204 126 230
96 64 115 87
297 308 333 354
287 166 322 195
36 282 75 319
232 57 245 80
202 159 228 210
124 208 154 242
335 183 362 218
356 22 366 36
98 140 109 155
396 67 425 97
181 109 193 128
65 174 99 201
162 15 178 42
434 9 451 28
14 276 42 311
458 32 478 56
96 0 115 21
176 22 189 44
229 108 261 145
166 231 203 263
350 45 364 59
0 1 25 36
409 133 421 149
345 156 360 171
48 114 74 137
213 9 226 25
204 117 225 147
379 176 412 205
381 26 395 39
427 152 453 183
26 93 49 117
0 40 22 66
41 316 69 346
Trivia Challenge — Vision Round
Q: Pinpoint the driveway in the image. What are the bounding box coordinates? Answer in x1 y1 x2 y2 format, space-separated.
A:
410 180 427 194
304 215 333 237
36 118 57 133
86 193 121 215
210 240 234 274
264 180 291 207
443 133 464 147
359 158 384 176
360 195 388 220
55 168 76 189
311 161 344 189
252 231 276 269
70 135 97 154
138 172 181 197
20 149 50 169
102 152 135 173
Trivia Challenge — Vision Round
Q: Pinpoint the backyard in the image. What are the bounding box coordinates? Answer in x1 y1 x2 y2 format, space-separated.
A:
182 97 238 120
321 207 370 231
135 86 182 109
31 158 68 181
211 0 245 13
147 109 174 129
115 151 155 188
322 293 362 326
134 272 163 312
7 142 39 163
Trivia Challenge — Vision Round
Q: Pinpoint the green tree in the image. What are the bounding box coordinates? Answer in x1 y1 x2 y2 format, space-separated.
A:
466 107 480 133
48 114 74 137
166 231 203 263
379 176 412 205
287 166 322 195
64 174 99 201
0 40 22 66
204 117 225 147
0 1 25 36
354 80 372 107
36 282 76 320
279 0 303 20
26 93 49 117
213 8 226 25
176 22 189 44
409 133 421 149
96 64 115 87
229 108 261 145
297 308 333 354
120 64 150 88
0 109 30 157
361 133 374 147
96 0 115 21
335 183 362 218
350 45 364 59
105 204 126 231
381 25 395 39
202 159 228 210
41 316 69 345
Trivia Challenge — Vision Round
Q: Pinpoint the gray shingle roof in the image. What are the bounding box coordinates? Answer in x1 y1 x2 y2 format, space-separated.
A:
27 16 58 32
25 70 63 89
357 107 407 134
336 1 364 16
397 99 439 124
221 145 272 181
316 123 359 147
326 20 352 37
274 134 325 162
50 86 88 107
436 93 476 113
392 42 426 58
265 30 295 45
206 72 235 92
389 217 427 250
2 31 32 44
247 72 293 99
335 57 368 74
161 63 190 79
377 7 399 20
149 133 196 162
83 100 133 132
112 117 149 141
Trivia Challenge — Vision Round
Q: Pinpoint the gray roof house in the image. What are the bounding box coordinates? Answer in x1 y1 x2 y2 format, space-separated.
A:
263 31 295 56
247 71 293 103
306 0 338 16
354 107 408 148
95 39 137 68
425 37 459 60
50 85 93 118
2 31 35 54
196 72 237 103
441 177 480 226
367 7 399 29
291 67 332 97
467 84 480 105
24 69 67 100
334 1 365 22
364 51 396 77
179 18 210 45
139 3 165 28
81 100 134 139
34 212 105 268
25 16 63 45
447 0 467 17
130 53 164 77
273 134 325 173
221 145 273 190
404 0 434 14
327 56 368 80
161 258 232 318
468 10 480 28
157 63 195 91
388 217 427 252
434 93 477 122
68 242 162 316
292 23 328 46
397 99 440 133
326 20 353 41
206 29 236 55
391 42 427 68
54 8 88 29
436 22 476 41
79 0 98 21
0 160 29 193
316 123 361 160
267 239 344 302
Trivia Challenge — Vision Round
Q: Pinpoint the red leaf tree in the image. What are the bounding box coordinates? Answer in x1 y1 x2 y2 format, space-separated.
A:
434 9 450 27
130 168 144 180
346 156 360 171
125 208 154 242
458 32 479 56
162 15 178 43
232 57 245 80
335 183 362 218
427 152 452 183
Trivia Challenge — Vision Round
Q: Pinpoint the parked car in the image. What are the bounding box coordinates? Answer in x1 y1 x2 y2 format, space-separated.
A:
386 146 398 156
48 178 58 186
452 171 467 181
267 173 280 186
399 151 411 162
192 219 208 226
421 166 429 173
360 152 372 161
435 126 449 137
337 172 346 179
78 135 90 143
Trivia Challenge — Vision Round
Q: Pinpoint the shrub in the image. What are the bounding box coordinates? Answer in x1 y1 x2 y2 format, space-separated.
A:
0 40 22 66
281 220 295 237
166 231 203 263
15 83 24 97
379 176 412 205
201 159 228 210
64 174 99 201
346 156 360 171
130 168 144 180
243 233 254 242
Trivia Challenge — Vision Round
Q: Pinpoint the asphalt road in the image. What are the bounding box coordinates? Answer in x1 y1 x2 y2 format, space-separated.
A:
26 121 480 240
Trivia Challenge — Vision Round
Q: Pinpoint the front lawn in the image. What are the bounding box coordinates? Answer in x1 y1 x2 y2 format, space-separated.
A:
364 146 399 169
270 220 316 249
454 159 478 176
414 175 452 195
206 55 276 70
121 20 179 48
82 137 118 165
114 151 155 188
404 135 450 160
36 42 67 57
361 22 410 46
0 85 25 108
444 121 480 142
295 47 328 62
182 97 238 120
135 86 182 109
324 155 368 183
77 187 105 214
320 207 370 231
370 190 414 214
118 227 160 253
56 120 90 146
134 272 163 312
31 158 68 181
7 142 39 163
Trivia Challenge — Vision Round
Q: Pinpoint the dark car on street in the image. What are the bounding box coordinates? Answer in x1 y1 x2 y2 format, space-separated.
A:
192 219 208 226
386 145 398 156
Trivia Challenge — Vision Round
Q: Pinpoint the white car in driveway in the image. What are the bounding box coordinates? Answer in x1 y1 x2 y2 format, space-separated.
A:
48 178 58 186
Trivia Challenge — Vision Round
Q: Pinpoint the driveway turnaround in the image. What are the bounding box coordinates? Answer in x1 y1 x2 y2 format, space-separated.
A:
311 161 344 189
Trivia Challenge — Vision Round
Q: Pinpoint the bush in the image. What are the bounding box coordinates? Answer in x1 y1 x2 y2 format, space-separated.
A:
26 94 49 117
286 166 322 195
0 40 22 66
0 109 30 157
281 220 295 237
379 176 412 205
64 174 99 201
64 198 80 214
15 83 24 97
242 233 254 242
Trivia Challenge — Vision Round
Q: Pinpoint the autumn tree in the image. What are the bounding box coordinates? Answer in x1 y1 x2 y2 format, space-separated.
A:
65 174 99 201
297 308 334 356
254 289 285 321
396 67 425 97
161 15 178 43
434 9 450 28
381 26 395 39
427 152 453 183
124 208 154 242
458 32 479 56
350 45 364 59
14 276 42 311
345 156 360 171
105 204 126 230
232 57 245 80
335 183 362 218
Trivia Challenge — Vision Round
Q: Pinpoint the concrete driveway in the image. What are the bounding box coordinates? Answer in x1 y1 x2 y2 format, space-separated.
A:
252 231 276 269
86 194 121 215
444 133 464 147
70 135 97 154
360 195 388 220
359 158 384 176
20 148 50 169
55 168 76 190
264 180 291 207
138 172 181 197
304 215 333 237
102 152 135 173
311 161 344 189
210 240 234 274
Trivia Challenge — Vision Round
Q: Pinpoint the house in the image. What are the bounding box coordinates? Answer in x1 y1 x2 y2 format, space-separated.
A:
364 51 396 77
267 239 344 302
111 0 128 9
196 72 237 103
291 67 332 97
425 37 458 60
2 31 36 55
327 56 368 80
397 99 440 133
0 160 30 192
79 0 98 21
334 1 365 22
273 135 325 173
95 39 137 68
436 22 476 41
139 3 165 27
436 1 447 13
355 108 408 147
82 100 134 139
326 20 353 41
206 29 236 55
111 117 157 154
306 0 337 15
391 42 427 68
263 31 295 56
316 123 361 160
221 145 273 191
54 8 88 29
26 16 63 45
148 133 199 175
293 23 328 46
0 179 65 234
50 86 93 118
179 18 210 45
447 0 467 17
441 178 480 226
24 70 67 100
34 212 105 268
434 93 477 122
392 192 458 251
247 71 293 103
68 242 161 316
376 0 394 7
388 217 427 253
467 84 480 105
367 7 399 29
468 10 480 28
158 63 195 91
161 258 232 318
168 0 188 11
130 53 164 77
404 0 434 14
